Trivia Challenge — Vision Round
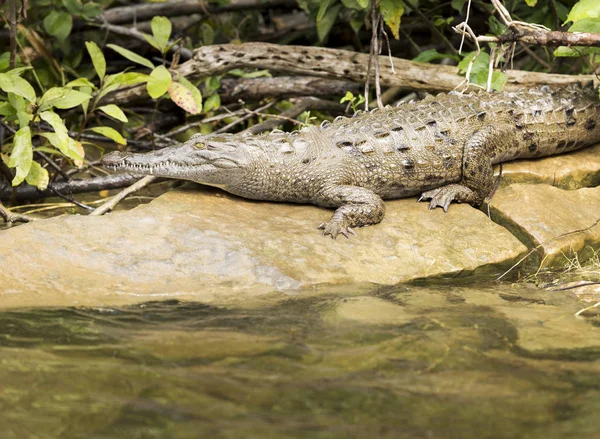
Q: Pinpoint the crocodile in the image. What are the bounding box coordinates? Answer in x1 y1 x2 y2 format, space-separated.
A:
102 84 600 238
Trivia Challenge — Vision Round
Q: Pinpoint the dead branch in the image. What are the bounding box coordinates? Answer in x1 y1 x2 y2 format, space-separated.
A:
0 173 143 202
101 0 298 25
90 175 157 216
498 28 600 48
218 76 361 103
0 201 34 223
105 43 597 106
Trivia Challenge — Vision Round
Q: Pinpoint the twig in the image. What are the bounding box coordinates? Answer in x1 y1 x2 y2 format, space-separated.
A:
0 201 33 223
0 173 143 202
47 185 94 210
213 101 276 134
8 0 17 69
242 98 345 135
90 175 157 216
101 0 298 25
372 8 383 110
403 0 459 55
97 21 193 60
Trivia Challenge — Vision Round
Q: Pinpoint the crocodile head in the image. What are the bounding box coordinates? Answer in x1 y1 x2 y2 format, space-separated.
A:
101 134 250 188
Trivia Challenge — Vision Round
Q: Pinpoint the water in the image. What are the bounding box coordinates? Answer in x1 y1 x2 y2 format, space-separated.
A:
0 282 599 438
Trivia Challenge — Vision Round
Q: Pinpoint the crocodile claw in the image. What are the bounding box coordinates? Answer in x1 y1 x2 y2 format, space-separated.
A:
419 184 478 212
318 222 356 239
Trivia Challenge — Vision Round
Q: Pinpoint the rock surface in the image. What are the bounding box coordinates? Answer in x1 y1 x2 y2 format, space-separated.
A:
0 186 527 309
497 144 600 189
490 184 600 268
1 143 600 308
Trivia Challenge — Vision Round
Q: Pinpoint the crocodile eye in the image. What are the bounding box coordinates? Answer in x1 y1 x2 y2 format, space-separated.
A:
194 142 206 149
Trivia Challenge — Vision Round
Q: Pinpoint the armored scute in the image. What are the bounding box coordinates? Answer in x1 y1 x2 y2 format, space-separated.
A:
103 85 600 238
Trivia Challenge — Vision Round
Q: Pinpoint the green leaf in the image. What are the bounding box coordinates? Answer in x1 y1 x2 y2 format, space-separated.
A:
112 72 150 86
317 0 335 22
555 18 600 57
39 111 69 153
142 33 162 52
205 76 221 93
39 133 85 165
0 101 14 117
80 86 92 114
151 16 172 52
380 0 404 39
413 49 459 63
341 0 368 10
25 161 49 190
357 0 369 7
567 0 600 23
340 91 355 103
7 126 32 186
81 2 102 19
317 4 342 42
85 41 106 80
88 126 127 145
203 93 220 113
38 87 91 111
169 77 202 115
0 52 11 72
107 44 155 69
0 73 36 102
524 0 537 6
147 65 172 99
62 0 82 14
98 104 128 122
451 0 466 12
44 11 73 41
66 77 96 89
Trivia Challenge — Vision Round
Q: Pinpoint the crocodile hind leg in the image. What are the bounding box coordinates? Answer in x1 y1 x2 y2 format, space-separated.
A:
420 127 497 211
316 185 385 239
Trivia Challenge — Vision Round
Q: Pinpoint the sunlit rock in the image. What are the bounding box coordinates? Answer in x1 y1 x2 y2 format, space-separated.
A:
490 184 600 268
0 186 526 308
497 144 600 189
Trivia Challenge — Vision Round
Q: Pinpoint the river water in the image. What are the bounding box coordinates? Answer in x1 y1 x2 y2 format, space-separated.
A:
0 281 599 438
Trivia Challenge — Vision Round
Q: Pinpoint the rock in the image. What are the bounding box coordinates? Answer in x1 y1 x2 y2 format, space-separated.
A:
490 184 600 268
0 186 526 309
497 144 600 189
324 296 411 325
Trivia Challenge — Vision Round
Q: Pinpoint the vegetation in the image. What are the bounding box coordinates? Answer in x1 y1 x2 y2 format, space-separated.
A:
0 0 598 216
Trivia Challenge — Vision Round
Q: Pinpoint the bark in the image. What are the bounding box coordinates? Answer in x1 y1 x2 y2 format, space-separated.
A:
218 76 361 103
499 28 600 48
0 174 144 202
106 43 597 105
102 0 298 24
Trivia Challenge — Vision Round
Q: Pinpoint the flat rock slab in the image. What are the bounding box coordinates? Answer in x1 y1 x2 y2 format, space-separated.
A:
497 144 600 189
0 186 526 309
491 184 600 268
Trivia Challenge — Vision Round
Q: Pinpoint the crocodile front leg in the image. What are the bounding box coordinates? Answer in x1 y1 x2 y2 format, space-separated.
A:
420 126 498 211
316 185 385 239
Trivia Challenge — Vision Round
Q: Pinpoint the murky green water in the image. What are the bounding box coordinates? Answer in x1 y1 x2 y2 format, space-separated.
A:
1 283 599 438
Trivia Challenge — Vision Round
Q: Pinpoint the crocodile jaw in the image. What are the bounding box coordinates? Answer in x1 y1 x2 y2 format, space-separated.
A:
101 142 245 187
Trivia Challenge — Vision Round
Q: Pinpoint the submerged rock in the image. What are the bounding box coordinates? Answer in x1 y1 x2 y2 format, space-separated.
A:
0 186 526 309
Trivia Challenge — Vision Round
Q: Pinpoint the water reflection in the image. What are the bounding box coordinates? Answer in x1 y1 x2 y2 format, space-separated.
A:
0 284 599 438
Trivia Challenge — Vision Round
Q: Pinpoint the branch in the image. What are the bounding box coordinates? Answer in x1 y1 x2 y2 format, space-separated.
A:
90 175 157 216
242 97 344 135
498 28 600 48
218 76 361 103
0 173 143 202
101 0 298 24
105 43 597 105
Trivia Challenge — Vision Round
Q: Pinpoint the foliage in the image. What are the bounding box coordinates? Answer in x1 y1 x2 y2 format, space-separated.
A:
0 0 598 195
0 13 202 190
555 0 600 58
